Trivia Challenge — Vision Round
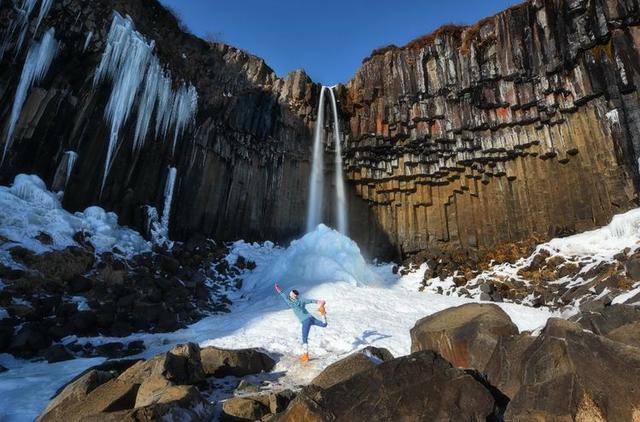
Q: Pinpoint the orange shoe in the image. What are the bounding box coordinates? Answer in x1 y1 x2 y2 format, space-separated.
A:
318 303 326 316
300 352 310 363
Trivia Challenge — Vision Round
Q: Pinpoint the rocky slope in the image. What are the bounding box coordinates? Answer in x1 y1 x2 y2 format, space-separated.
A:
341 0 640 256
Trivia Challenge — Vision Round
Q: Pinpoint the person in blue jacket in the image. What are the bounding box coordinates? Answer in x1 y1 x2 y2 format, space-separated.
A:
274 282 327 363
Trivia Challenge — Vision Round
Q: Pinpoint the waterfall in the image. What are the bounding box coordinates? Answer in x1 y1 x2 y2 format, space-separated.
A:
82 31 93 52
305 86 348 235
2 28 57 166
327 87 348 235
64 150 78 187
306 87 326 232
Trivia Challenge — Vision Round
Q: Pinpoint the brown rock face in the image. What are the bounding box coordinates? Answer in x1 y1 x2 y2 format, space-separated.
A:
310 346 394 389
410 303 518 372
341 0 640 255
200 346 275 377
484 318 640 421
277 351 498 422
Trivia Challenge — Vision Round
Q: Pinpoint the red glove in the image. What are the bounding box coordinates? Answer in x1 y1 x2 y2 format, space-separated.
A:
274 283 282 294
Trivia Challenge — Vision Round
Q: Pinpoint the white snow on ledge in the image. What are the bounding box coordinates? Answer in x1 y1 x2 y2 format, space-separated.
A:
0 174 150 262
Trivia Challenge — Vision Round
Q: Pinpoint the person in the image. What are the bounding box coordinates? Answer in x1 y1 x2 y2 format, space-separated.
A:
274 282 327 363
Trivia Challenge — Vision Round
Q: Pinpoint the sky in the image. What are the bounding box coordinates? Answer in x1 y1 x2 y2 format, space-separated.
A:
159 0 521 85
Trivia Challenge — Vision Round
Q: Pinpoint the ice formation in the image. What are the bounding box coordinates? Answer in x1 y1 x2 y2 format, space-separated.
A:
34 0 53 33
0 174 149 260
230 224 383 295
63 150 78 187
82 30 92 52
2 28 57 166
146 167 177 246
93 12 198 195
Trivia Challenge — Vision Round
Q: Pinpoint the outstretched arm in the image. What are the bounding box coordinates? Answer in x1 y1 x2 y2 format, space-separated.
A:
302 298 325 305
275 283 289 303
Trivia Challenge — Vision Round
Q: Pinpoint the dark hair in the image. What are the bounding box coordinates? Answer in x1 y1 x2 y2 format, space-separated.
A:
291 289 299 296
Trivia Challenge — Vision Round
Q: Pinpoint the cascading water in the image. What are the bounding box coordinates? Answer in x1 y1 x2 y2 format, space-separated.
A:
2 28 57 166
306 87 326 233
146 166 177 246
305 86 348 235
327 87 348 235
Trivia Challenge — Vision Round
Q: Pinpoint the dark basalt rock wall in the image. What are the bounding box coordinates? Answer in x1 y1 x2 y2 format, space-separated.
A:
340 0 640 255
1 0 639 259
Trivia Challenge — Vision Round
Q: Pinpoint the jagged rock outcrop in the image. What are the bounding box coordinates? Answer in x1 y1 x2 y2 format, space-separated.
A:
341 0 640 255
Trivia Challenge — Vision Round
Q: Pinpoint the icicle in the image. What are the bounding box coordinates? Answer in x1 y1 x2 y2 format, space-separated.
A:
170 83 198 155
0 0 38 60
64 150 78 187
82 31 92 52
34 0 54 33
160 166 177 236
2 28 57 166
94 13 155 195
93 12 198 194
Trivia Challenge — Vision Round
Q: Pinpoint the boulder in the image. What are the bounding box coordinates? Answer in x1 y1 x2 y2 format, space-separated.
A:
607 321 640 349
494 318 640 421
31 247 95 281
135 376 203 408
43 344 75 363
311 346 394 389
37 378 139 422
570 304 640 338
222 397 269 421
277 351 498 422
484 333 536 398
200 346 275 377
118 342 205 385
410 303 518 372
40 369 115 417
280 351 499 421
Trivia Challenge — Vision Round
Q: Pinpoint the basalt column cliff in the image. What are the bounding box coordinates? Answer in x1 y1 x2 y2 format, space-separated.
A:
341 0 640 255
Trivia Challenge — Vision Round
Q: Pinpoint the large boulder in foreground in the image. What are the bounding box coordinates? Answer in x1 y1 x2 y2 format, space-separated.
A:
410 303 518 372
277 351 498 422
485 318 640 421
311 346 393 389
38 343 213 422
200 346 275 377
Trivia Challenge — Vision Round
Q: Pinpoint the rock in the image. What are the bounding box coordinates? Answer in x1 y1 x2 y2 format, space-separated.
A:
234 379 260 394
410 303 518 372
31 247 94 281
9 323 51 356
278 351 498 421
268 389 295 414
222 397 269 421
310 346 394 389
35 232 53 245
570 304 640 337
134 375 201 408
200 346 275 377
489 318 640 421
40 369 115 417
607 322 640 349
118 342 205 385
37 379 139 422
43 344 75 363
625 252 640 281
68 275 92 293
0 364 7 373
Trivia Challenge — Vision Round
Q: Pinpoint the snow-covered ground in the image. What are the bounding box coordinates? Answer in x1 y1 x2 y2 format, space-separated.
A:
0 223 555 421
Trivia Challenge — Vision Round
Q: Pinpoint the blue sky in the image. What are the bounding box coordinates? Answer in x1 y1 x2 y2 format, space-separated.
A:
159 0 521 85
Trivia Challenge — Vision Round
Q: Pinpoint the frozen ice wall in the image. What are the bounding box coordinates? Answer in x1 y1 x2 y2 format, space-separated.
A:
93 12 198 195
230 224 383 296
2 28 57 165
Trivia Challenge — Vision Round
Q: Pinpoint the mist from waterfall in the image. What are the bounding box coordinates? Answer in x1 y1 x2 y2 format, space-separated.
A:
306 86 348 235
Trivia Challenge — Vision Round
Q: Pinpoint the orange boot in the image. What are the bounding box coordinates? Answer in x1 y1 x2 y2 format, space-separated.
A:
318 302 326 316
300 352 310 363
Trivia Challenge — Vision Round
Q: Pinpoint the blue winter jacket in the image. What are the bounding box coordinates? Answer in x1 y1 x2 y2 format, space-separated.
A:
279 292 315 322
